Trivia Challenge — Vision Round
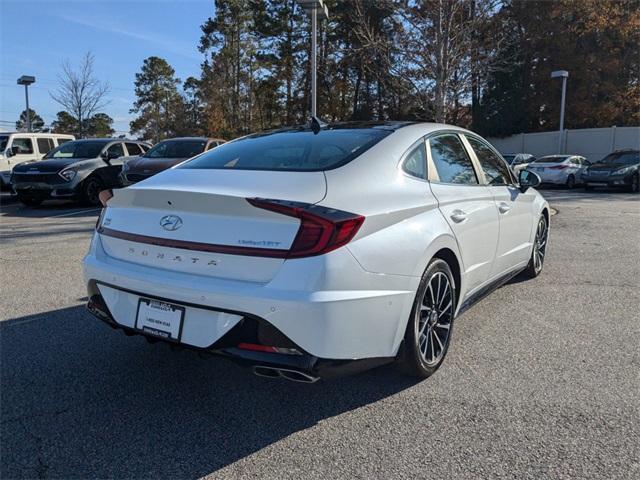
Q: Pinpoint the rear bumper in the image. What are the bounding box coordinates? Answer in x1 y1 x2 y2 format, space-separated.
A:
83 233 417 363
86 283 392 379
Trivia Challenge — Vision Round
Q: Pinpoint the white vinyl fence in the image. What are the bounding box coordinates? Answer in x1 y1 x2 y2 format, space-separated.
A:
487 126 640 163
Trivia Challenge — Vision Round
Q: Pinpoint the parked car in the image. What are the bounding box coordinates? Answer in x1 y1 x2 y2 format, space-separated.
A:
526 154 589 188
582 149 639 193
11 138 150 206
0 132 74 189
502 153 536 173
85 122 549 382
121 137 226 185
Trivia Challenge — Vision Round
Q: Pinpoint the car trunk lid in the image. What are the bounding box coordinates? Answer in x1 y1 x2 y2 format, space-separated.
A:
98 169 327 282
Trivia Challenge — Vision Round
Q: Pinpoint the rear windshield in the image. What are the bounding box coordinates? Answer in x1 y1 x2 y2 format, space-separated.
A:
144 139 207 159
599 151 639 165
179 128 391 171
44 140 108 159
536 156 569 163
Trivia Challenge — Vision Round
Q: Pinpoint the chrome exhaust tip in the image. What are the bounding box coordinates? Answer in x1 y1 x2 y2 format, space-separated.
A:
252 365 320 383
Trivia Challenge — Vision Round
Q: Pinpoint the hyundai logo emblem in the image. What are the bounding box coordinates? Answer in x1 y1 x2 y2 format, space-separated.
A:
160 215 183 231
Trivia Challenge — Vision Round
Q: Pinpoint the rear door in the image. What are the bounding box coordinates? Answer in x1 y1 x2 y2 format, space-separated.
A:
463 134 535 277
427 132 499 293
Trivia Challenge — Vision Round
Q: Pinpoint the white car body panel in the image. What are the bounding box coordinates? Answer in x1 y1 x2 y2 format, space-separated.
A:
83 122 549 369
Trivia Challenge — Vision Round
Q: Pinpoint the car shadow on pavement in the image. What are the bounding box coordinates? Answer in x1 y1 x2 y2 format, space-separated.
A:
0 200 101 220
1 306 417 479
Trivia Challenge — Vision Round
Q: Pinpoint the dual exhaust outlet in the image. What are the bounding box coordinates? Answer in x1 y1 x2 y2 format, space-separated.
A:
252 365 320 383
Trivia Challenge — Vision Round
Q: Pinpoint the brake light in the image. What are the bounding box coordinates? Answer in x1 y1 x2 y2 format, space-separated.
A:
549 165 569 170
247 198 364 258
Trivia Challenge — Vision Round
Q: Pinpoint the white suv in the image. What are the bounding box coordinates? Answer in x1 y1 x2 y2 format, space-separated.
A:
84 122 549 382
0 132 75 189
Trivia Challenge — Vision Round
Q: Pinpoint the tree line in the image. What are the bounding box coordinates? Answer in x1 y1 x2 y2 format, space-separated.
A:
21 0 638 142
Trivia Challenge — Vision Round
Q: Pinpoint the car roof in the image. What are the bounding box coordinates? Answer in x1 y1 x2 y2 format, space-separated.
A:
156 137 225 142
1 132 74 137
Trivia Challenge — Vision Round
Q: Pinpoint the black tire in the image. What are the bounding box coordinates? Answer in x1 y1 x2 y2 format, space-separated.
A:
524 214 549 278
396 258 456 378
17 194 43 207
629 173 639 193
566 174 576 189
81 176 104 206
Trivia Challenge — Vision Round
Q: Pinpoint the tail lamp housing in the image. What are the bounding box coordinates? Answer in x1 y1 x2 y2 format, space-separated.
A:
247 198 364 258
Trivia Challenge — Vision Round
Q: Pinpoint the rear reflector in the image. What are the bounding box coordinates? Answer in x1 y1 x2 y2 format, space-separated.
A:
237 342 302 355
247 198 364 258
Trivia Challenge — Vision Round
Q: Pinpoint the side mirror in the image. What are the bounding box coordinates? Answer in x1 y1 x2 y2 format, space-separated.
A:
101 151 118 163
519 170 541 193
9 146 21 157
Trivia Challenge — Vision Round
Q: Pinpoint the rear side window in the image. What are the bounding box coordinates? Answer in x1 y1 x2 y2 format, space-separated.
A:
402 143 426 179
126 142 143 156
466 135 512 185
429 134 478 185
56 138 71 146
180 128 391 171
37 138 54 154
12 138 34 154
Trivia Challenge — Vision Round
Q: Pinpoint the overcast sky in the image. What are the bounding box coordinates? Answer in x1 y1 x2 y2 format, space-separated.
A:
0 0 214 135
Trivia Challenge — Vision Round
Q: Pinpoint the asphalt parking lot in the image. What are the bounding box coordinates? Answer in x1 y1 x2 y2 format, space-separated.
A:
1 189 638 479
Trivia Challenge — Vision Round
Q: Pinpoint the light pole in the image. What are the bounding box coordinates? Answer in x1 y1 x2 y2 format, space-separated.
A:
17 75 36 132
298 0 328 117
551 70 568 153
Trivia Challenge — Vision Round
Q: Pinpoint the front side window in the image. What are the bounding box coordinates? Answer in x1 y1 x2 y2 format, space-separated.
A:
179 128 391 171
106 143 124 158
11 138 34 154
45 140 109 159
466 135 512 186
599 151 639 165
402 143 427 179
429 134 478 185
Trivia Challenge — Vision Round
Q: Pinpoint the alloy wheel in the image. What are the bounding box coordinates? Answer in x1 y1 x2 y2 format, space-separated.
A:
417 271 453 366
533 216 548 273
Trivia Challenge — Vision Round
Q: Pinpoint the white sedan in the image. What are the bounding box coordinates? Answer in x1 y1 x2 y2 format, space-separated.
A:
526 155 589 188
84 122 549 382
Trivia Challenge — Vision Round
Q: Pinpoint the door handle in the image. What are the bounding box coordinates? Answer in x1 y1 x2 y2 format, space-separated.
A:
450 209 467 223
498 202 511 214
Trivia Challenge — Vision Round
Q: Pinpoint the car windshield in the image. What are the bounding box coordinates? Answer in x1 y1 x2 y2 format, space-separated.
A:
536 156 570 163
179 127 391 171
144 140 207 159
0 135 8 151
502 154 516 164
44 140 108 159
598 151 639 166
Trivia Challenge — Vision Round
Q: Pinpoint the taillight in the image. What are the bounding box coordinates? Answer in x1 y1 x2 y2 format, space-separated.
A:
549 165 569 170
247 198 364 258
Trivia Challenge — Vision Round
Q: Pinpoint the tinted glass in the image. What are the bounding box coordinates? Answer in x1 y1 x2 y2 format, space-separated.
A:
126 142 143 156
502 154 516 164
0 136 8 151
56 138 71 146
599 151 639 165
466 135 512 185
180 128 391 171
145 139 207 159
107 143 124 158
12 138 33 154
429 134 478 184
37 138 54 154
403 143 426 179
45 140 109 159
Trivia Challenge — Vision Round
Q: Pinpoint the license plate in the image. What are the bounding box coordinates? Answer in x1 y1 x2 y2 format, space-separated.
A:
135 298 185 341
